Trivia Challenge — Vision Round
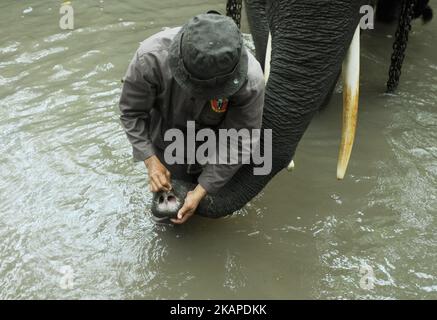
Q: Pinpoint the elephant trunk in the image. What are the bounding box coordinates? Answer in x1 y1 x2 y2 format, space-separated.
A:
195 0 363 218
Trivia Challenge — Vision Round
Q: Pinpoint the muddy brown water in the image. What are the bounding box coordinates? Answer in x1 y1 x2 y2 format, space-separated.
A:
0 0 436 299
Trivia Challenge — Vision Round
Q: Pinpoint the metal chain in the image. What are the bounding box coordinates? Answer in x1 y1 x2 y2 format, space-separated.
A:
386 0 417 93
226 0 243 29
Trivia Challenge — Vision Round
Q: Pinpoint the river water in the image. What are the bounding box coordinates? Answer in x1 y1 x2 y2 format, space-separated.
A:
0 0 436 299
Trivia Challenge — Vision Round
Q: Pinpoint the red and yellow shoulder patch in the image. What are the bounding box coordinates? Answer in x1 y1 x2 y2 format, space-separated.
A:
210 98 229 113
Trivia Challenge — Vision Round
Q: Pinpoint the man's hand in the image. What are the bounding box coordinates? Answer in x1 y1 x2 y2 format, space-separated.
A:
171 184 207 224
144 155 172 192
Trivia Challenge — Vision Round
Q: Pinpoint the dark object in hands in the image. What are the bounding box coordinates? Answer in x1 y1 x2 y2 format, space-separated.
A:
151 180 193 219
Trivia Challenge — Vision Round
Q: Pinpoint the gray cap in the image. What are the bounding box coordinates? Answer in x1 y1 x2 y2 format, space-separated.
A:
168 13 248 100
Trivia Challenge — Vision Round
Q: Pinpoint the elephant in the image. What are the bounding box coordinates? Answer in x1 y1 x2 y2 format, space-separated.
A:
151 0 369 220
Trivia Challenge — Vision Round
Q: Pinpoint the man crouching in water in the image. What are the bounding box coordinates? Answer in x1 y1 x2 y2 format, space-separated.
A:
119 12 265 224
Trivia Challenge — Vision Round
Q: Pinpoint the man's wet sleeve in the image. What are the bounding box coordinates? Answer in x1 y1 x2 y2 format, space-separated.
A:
119 50 156 162
198 78 265 194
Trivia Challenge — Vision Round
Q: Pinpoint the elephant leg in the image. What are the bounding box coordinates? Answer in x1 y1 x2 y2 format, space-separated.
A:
375 0 400 23
245 0 269 69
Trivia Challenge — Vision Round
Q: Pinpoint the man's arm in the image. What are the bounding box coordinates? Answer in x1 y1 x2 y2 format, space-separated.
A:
119 50 156 161
119 50 171 192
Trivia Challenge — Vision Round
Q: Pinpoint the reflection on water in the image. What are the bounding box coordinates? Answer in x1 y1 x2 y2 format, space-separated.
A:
0 0 436 299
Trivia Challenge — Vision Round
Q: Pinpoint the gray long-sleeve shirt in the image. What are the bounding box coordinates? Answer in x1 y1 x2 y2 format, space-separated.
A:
119 27 265 194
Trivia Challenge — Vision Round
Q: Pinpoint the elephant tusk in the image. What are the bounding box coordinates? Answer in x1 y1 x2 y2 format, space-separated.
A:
287 160 295 172
337 25 360 180
264 32 272 83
